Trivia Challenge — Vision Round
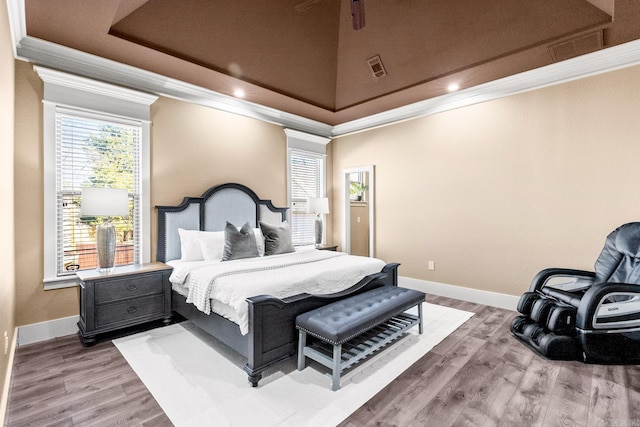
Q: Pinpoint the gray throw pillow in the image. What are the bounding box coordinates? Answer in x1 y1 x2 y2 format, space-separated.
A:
221 221 259 261
259 221 295 256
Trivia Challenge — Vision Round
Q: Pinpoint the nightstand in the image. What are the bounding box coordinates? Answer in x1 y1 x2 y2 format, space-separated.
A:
316 244 339 251
76 262 173 346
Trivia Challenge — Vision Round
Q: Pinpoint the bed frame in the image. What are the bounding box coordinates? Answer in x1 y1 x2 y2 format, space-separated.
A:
156 183 400 386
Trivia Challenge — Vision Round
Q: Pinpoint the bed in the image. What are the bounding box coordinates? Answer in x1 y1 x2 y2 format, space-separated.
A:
156 182 400 386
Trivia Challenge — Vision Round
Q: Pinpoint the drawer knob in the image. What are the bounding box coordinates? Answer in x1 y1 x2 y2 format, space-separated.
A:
127 306 137 314
127 284 137 291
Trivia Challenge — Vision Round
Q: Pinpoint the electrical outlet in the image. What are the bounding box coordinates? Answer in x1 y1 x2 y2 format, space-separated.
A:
3 331 8 355
428 261 435 271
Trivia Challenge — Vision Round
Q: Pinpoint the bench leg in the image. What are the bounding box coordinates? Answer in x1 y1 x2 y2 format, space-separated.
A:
297 330 307 370
332 343 342 391
418 302 424 334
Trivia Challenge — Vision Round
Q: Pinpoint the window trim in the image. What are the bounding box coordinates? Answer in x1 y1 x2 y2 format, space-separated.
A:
37 66 158 289
284 129 330 246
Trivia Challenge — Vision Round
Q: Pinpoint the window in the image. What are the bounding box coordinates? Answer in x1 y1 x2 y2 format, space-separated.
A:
290 150 324 244
285 129 330 246
57 109 141 273
38 66 157 289
349 172 368 201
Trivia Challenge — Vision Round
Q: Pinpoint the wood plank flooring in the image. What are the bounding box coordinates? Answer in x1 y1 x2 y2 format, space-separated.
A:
4 329 172 427
340 296 640 427
5 295 639 426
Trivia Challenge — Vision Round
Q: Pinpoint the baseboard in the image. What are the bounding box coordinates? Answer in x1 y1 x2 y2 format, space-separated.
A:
14 281 518 345
0 328 18 425
12 280 518 346
17 315 79 346
399 276 519 312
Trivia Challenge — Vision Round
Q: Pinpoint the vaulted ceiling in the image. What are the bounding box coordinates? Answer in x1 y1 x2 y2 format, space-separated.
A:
21 0 640 126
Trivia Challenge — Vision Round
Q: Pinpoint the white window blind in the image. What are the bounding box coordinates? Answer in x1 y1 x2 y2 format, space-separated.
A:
290 150 323 245
56 108 141 275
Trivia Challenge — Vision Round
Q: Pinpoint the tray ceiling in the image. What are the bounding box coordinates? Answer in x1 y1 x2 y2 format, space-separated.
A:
22 0 640 125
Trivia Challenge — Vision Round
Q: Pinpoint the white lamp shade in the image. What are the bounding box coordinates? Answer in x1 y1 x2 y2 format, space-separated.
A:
81 187 130 217
307 197 329 215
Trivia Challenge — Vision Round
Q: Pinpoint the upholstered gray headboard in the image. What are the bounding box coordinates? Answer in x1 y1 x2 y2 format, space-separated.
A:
156 183 289 262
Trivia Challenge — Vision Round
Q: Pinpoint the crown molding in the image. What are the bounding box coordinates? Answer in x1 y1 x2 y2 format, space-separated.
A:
7 0 640 140
5 0 25 57
332 38 640 137
15 35 334 137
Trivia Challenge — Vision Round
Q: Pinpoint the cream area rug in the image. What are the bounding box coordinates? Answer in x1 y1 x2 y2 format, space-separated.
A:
114 303 473 427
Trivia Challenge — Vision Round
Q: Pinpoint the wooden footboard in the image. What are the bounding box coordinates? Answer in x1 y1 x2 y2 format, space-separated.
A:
243 262 400 386
171 263 400 387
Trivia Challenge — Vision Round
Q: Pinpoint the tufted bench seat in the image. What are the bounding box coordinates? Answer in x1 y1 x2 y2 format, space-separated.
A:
296 285 425 390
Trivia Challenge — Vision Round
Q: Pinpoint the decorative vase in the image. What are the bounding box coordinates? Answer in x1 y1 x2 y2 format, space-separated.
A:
315 214 323 247
96 220 117 272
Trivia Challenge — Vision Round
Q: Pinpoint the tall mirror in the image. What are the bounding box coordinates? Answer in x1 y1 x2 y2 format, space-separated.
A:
342 166 375 257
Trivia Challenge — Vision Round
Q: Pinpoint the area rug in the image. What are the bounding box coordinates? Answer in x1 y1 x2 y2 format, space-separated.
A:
114 302 473 427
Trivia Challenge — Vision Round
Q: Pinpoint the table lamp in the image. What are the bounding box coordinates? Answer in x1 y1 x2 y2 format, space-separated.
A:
307 197 329 247
81 187 130 272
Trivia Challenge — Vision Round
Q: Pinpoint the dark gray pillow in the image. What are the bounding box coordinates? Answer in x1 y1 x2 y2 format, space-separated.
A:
221 221 259 261
259 221 295 256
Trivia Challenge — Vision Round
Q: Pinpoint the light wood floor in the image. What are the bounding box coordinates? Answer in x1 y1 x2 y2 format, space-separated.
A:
5 295 640 426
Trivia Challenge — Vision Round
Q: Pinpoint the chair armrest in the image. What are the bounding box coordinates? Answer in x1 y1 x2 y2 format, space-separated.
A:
529 268 596 292
576 283 640 330
540 287 582 307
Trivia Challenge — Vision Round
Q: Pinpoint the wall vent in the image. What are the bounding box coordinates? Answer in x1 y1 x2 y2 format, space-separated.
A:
549 30 603 62
367 55 387 78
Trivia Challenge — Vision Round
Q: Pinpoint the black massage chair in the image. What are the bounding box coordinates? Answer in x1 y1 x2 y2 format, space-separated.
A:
511 222 640 363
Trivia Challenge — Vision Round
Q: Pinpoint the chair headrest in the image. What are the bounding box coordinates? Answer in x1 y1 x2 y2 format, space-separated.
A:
594 222 640 284
614 222 640 257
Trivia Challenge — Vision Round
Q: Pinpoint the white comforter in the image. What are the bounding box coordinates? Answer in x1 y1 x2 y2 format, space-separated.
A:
168 249 386 335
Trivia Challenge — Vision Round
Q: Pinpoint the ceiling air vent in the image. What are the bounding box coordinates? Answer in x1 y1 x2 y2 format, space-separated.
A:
367 55 387 78
549 30 603 62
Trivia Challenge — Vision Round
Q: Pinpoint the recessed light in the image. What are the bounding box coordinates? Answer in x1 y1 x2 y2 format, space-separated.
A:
447 83 460 92
234 89 245 98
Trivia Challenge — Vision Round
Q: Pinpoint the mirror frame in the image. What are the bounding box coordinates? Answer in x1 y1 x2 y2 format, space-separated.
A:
342 165 375 257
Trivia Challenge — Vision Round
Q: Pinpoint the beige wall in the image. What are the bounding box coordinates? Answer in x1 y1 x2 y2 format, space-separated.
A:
149 96 290 260
332 64 640 296
11 39 640 327
350 202 369 256
14 61 78 326
0 0 16 414
13 65 297 327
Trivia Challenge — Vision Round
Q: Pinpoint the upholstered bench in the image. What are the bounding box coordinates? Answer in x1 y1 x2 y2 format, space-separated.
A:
296 285 425 391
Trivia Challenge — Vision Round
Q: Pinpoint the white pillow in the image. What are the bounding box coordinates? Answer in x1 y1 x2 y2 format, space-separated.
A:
253 227 265 257
198 231 226 261
178 228 205 261
180 226 264 262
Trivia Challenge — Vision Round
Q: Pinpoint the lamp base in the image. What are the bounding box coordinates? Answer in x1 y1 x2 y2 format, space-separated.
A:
314 214 323 247
96 220 117 273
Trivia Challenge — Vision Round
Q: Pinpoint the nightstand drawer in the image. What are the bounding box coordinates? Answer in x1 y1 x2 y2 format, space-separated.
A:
94 273 163 304
77 263 173 346
95 294 165 328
